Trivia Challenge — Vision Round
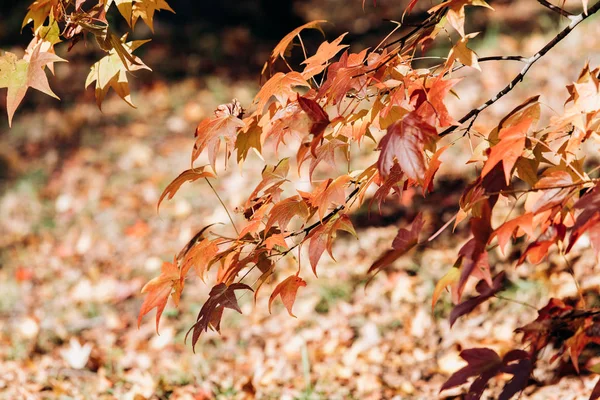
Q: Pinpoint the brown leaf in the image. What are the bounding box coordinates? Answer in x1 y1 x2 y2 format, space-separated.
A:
368 213 424 274
450 272 506 326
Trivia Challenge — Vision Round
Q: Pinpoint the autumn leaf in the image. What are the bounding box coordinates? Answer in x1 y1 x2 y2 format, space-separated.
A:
180 238 220 283
235 117 262 163
157 166 216 211
421 76 462 127
307 213 357 276
305 175 351 221
481 118 533 185
429 0 494 37
490 213 535 255
368 213 425 274
269 275 307 317
447 33 481 71
450 272 506 326
138 260 180 332
432 266 460 309
254 71 310 114
85 38 151 109
0 43 66 126
131 0 175 32
528 170 574 214
22 0 59 32
377 113 438 184
297 95 331 156
567 185 600 256
186 283 253 349
268 20 327 69
301 33 349 79
192 107 246 171
441 347 531 400
265 196 310 233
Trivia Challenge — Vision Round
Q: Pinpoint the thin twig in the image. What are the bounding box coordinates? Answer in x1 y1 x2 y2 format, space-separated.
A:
439 2 600 138
205 178 239 236
494 295 538 310
538 0 573 17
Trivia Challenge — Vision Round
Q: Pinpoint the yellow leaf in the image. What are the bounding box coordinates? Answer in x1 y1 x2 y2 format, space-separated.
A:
132 0 175 32
85 39 151 109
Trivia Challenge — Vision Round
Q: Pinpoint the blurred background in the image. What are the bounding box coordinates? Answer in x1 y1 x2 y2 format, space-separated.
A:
1 0 600 399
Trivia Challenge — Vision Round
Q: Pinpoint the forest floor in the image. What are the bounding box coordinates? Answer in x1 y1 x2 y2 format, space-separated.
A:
1 3 600 400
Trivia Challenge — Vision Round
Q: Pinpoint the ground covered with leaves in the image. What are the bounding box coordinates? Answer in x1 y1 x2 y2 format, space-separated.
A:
2 4 600 400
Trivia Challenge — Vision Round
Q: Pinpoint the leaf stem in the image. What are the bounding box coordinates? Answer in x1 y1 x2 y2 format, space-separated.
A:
205 177 239 236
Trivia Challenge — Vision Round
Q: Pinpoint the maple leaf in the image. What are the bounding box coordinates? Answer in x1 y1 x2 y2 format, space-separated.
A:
450 271 506 326
268 20 327 70
180 238 220 283
22 0 59 32
254 71 310 114
192 106 246 171
186 282 253 349
527 170 574 215
130 0 175 32
269 275 307 317
85 39 151 110
423 145 448 194
297 96 331 156
420 76 462 127
305 175 351 221
157 166 216 211
138 260 180 332
0 43 66 126
246 159 290 207
567 185 600 256
235 117 262 164
481 118 533 185
307 214 357 276
432 266 461 309
377 113 438 184
265 196 310 233
429 0 494 37
370 163 404 213
298 138 348 182
368 213 425 274
564 318 600 373
490 213 535 255
441 348 531 400
301 33 349 79
447 33 481 71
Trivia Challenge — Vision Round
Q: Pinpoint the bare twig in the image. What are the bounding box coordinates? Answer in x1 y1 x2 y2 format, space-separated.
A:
538 0 573 17
205 178 239 236
439 1 600 138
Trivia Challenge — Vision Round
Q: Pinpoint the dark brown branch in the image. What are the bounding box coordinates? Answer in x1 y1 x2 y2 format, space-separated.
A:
449 55 529 73
439 1 600 138
538 0 573 17
288 184 362 238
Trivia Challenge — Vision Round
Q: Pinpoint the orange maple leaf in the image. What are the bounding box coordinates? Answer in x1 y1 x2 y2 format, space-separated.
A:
138 260 180 332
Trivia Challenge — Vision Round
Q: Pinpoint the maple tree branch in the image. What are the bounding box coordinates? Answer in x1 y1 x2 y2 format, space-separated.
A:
288 184 362 239
537 0 573 17
485 178 599 197
439 1 600 138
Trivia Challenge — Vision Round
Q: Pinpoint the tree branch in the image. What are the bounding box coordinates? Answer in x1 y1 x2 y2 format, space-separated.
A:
538 0 573 17
439 1 600 138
